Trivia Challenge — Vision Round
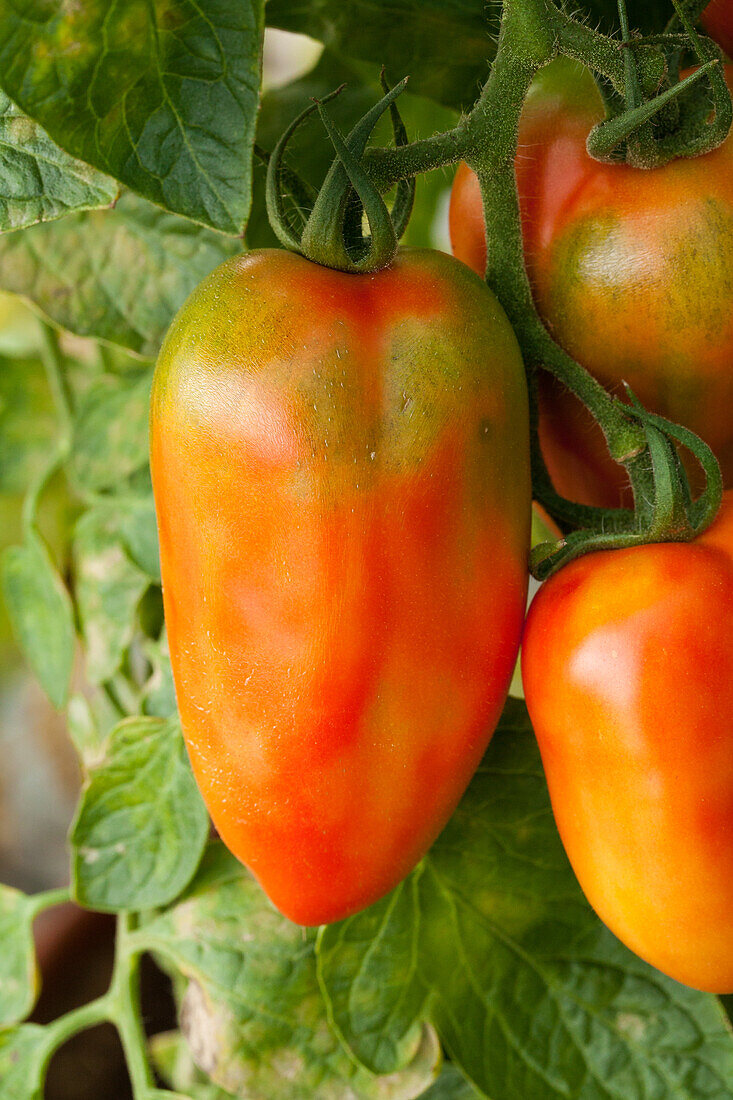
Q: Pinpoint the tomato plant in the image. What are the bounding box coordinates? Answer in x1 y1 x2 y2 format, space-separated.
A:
450 60 733 507
151 247 530 925
522 491 733 991
1 2 733 1099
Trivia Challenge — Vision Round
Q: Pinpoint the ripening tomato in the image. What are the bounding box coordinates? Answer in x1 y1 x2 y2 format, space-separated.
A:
522 492 733 991
450 61 733 507
151 248 531 925
702 0 733 58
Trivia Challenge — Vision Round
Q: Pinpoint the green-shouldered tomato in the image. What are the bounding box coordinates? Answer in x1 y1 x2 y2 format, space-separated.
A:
450 61 733 507
151 247 531 925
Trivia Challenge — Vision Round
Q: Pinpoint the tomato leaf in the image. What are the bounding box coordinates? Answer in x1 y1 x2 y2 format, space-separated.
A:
150 1030 237 1099
135 843 442 1100
0 0 264 235
0 192 241 358
150 1030 476 1100
73 505 151 684
0 885 39 1027
317 699 733 1100
66 694 105 770
70 715 209 911
420 1067 481 1099
0 92 118 232
266 0 491 110
0 356 57 494
142 635 177 719
117 496 161 585
0 1024 49 1100
1 529 75 708
70 371 153 492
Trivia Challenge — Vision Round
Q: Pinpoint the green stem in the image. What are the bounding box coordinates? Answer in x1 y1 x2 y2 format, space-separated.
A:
666 0 716 31
553 10 626 89
44 994 112 1052
110 912 156 1098
39 324 73 444
362 0 647 529
28 887 72 919
108 673 141 716
21 324 74 539
363 123 470 188
460 4 645 524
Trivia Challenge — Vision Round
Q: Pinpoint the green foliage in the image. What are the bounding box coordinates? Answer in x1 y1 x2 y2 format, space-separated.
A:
70 371 153 492
0 356 57 493
73 504 151 683
1 528 75 708
0 3 729 1097
0 1024 48 1100
420 1067 480 1100
70 715 209 911
318 702 733 1099
0 0 264 234
142 635 177 717
136 844 442 1099
266 1 673 109
0 192 242 356
150 1031 477 1100
0 92 117 232
150 1029 237 1099
0 886 39 1027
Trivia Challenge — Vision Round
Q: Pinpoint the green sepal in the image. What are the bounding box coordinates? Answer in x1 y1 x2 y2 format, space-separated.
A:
531 391 723 581
267 78 412 273
379 69 416 241
265 88 342 252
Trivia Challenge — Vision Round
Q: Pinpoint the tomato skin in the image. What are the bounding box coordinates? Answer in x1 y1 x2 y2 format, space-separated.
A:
522 492 733 991
151 247 530 925
702 0 733 58
450 63 733 507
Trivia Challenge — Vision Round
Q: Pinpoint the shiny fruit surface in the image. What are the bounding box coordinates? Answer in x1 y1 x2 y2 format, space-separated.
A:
522 492 733 991
151 247 531 925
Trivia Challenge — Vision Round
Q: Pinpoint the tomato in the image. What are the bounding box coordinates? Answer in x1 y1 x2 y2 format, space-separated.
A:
702 0 733 58
450 61 733 508
521 491 733 991
151 247 531 925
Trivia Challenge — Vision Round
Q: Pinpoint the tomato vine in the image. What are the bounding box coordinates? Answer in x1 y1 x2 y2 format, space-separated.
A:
1 2 733 1098
266 0 730 577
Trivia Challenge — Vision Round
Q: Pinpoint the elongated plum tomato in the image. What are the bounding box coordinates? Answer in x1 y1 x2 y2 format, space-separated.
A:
702 0 733 59
450 61 733 507
151 248 531 925
522 492 733 991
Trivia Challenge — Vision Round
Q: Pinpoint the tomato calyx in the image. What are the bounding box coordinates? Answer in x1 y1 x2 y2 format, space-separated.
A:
265 75 414 274
585 1 732 168
531 390 724 581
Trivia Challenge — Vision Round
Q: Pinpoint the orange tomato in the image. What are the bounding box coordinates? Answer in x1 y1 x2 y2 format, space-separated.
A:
522 492 733 991
151 247 531 924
